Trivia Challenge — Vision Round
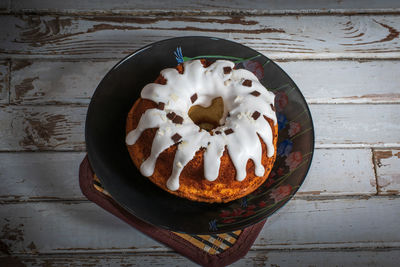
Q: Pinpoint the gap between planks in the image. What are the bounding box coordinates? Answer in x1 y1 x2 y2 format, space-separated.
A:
7 59 10 104
371 147 380 195
1 194 399 205
5 0 400 16
3 55 400 62
4 103 400 107
8 8 399 17
1 146 400 153
5 10 400 16
1 146 399 153
11 246 400 256
5 57 400 61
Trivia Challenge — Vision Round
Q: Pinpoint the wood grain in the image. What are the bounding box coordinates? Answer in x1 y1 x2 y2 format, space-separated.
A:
310 104 400 148
10 59 116 104
0 15 399 59
0 60 8 103
261 197 400 250
0 5 399 264
13 249 400 267
9 59 400 105
297 148 376 196
9 0 400 15
0 105 85 151
374 149 400 195
0 104 399 151
279 60 400 104
1 198 399 254
0 152 85 201
0 149 376 202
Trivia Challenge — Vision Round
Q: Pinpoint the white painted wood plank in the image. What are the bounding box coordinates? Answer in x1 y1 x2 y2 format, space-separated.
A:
297 148 376 196
0 152 85 201
9 0 400 14
10 59 117 104
0 149 376 201
0 202 163 254
310 104 400 148
257 197 400 250
279 60 400 104
0 104 399 151
0 60 8 103
0 15 399 59
14 250 400 267
9 59 400 105
1 198 399 253
0 105 86 151
374 149 400 195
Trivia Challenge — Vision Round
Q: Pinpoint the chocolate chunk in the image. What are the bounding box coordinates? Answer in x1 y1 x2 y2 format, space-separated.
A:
252 111 261 120
223 66 232 74
270 103 276 111
215 130 222 135
250 90 260 97
242 79 252 87
157 102 165 110
166 112 176 120
172 115 183 124
190 93 198 104
224 129 234 135
171 133 182 143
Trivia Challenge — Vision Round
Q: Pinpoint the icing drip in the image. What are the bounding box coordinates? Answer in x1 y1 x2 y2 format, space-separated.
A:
126 60 277 191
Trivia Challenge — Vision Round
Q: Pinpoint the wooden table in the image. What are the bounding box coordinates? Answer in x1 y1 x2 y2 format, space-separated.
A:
1 1 399 266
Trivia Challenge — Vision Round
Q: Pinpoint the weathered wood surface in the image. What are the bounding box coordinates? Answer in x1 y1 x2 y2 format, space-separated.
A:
0 149 376 202
310 104 400 148
297 148 376 196
9 59 400 105
374 149 400 195
6 249 398 267
1 104 398 151
280 60 400 104
0 60 8 103
0 15 399 60
0 105 86 151
0 4 399 266
0 152 86 202
7 0 400 15
10 59 116 104
1 198 399 254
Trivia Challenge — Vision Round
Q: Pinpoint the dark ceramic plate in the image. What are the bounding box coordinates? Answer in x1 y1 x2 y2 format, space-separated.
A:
86 36 314 234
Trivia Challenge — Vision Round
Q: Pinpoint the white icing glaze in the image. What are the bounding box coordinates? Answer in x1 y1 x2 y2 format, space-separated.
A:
126 60 277 191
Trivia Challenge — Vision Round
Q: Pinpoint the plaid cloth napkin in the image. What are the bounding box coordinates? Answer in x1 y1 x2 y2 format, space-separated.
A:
79 156 265 266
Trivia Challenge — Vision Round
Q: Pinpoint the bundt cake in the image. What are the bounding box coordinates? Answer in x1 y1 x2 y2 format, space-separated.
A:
126 59 278 203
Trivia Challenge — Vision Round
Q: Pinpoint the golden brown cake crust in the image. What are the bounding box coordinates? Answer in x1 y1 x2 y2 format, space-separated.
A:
125 63 278 203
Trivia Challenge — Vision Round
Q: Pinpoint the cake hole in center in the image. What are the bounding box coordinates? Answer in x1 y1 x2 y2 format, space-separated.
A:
188 97 224 131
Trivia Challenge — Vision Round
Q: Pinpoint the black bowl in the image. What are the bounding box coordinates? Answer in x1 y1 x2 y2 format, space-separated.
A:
86 36 314 234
